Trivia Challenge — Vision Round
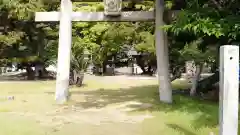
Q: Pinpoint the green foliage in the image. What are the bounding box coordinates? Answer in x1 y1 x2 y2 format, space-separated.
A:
1 0 44 19
71 2 156 67
163 0 240 44
180 39 217 64
0 0 59 67
135 31 155 54
161 0 240 74
71 37 90 72
1 0 219 78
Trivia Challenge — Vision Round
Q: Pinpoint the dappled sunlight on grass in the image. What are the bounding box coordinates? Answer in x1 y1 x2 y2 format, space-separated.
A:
69 84 219 135
0 77 221 135
138 94 219 135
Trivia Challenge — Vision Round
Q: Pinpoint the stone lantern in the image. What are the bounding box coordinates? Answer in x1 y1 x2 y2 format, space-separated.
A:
104 0 122 16
127 48 139 75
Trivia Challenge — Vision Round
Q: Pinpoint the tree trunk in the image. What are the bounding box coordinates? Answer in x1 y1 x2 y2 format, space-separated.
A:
146 65 154 75
210 62 218 73
69 69 84 87
102 60 107 74
136 57 146 73
76 73 84 87
190 64 203 96
196 71 219 94
26 66 35 80
42 67 49 78
196 46 220 94
35 64 45 79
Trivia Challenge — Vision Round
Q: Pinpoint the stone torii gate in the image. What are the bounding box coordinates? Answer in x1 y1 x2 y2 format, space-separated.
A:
35 0 172 104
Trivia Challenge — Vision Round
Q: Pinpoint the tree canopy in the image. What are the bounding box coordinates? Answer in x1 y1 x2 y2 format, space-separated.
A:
1 0 238 79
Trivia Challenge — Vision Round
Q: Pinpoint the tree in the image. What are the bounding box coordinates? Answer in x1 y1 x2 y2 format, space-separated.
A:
163 0 240 95
179 39 217 96
71 2 158 75
69 37 90 86
0 0 60 79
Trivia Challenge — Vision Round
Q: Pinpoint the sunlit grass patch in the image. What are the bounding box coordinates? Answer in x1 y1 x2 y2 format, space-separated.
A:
0 76 220 135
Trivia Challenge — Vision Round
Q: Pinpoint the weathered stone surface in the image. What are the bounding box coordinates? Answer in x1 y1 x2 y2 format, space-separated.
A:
219 45 239 135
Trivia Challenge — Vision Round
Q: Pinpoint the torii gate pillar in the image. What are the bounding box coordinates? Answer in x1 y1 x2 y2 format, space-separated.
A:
155 0 172 103
55 0 72 103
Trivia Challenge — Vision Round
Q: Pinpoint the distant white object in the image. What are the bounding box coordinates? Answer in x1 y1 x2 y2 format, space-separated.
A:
20 69 26 73
46 65 57 72
114 66 143 74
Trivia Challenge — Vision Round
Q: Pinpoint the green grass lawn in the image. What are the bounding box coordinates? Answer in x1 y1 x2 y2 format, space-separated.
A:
0 77 220 135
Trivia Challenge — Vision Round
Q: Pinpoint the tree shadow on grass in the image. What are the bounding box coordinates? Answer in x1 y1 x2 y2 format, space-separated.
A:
0 72 55 82
167 124 197 135
46 85 219 130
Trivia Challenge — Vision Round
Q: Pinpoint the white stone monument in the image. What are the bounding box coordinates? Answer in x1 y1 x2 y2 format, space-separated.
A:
219 45 239 135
